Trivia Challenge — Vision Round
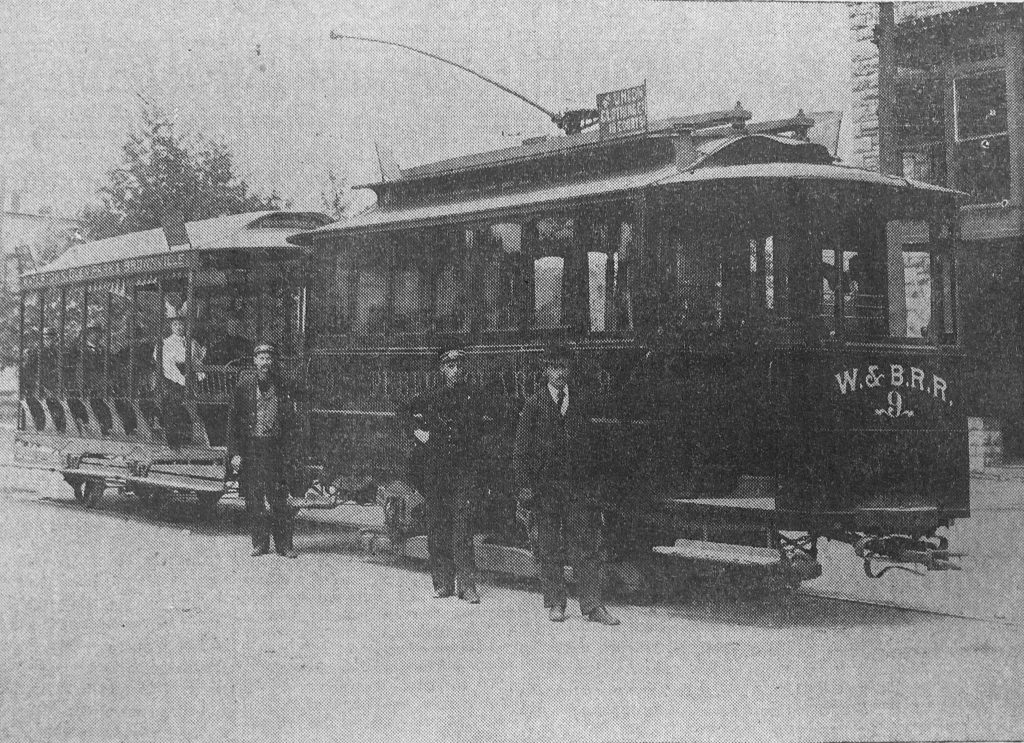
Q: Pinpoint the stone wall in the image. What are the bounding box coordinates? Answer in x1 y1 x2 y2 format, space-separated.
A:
849 3 882 170
847 2 993 170
970 417 1003 471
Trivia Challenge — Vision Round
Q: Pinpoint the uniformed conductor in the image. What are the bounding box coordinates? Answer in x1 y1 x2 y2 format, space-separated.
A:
513 343 620 625
407 343 490 603
227 342 300 558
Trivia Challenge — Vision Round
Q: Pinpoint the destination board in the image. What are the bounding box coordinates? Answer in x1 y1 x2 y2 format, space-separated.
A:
597 83 648 138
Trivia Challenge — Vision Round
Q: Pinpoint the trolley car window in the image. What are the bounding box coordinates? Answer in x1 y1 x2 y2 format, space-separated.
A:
79 285 108 396
353 242 388 337
19 291 41 398
106 283 134 394
201 282 253 366
902 247 953 341
534 217 572 329
41 290 62 396
310 248 357 338
390 232 430 335
60 287 82 395
432 229 466 333
884 220 954 342
476 223 525 332
672 235 723 329
587 218 633 333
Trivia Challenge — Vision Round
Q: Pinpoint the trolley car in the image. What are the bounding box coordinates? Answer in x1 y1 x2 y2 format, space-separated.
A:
289 106 967 583
14 107 966 587
14 211 331 507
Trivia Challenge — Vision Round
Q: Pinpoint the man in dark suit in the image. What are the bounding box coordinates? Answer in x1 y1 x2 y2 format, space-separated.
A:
227 342 301 558
406 343 492 603
513 343 620 625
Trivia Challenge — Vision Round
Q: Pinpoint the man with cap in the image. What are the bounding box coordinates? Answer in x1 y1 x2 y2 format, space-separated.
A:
227 342 301 558
405 342 493 603
513 343 620 625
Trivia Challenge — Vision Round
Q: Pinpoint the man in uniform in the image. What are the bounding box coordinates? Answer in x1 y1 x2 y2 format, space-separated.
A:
406 343 491 603
227 342 300 558
513 343 620 625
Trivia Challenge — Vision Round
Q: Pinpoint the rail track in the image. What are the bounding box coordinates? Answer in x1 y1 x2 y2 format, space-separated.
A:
797 587 1019 626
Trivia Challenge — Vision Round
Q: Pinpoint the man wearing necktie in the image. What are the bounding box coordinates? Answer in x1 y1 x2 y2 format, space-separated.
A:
513 343 620 626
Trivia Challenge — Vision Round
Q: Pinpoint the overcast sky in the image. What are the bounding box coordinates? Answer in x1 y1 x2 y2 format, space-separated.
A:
0 0 851 217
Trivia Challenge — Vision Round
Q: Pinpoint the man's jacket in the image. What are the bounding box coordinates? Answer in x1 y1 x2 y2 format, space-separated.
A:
226 370 299 463
406 382 496 475
512 385 593 491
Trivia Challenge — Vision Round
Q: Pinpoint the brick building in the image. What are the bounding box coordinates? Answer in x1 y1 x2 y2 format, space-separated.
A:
850 2 1024 461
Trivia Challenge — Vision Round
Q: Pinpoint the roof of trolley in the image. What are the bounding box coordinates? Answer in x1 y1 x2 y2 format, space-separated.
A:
294 165 679 237
357 107 842 187
21 210 331 289
292 134 960 243
658 161 959 193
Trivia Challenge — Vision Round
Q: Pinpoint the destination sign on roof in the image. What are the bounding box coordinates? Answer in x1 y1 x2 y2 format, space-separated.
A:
598 83 648 138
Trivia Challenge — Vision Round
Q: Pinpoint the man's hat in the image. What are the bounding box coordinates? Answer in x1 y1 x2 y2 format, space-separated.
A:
86 323 104 333
539 342 573 366
253 341 277 356
437 341 466 365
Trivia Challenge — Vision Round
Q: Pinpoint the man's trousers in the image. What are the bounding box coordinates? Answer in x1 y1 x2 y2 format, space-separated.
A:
423 464 477 592
240 437 295 553
533 482 603 616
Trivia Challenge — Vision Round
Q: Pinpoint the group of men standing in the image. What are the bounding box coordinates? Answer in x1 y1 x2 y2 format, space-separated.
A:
228 339 620 625
408 342 620 626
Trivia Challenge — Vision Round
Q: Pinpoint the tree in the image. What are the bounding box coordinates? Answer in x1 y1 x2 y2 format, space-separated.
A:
319 170 356 222
80 102 282 241
0 102 283 371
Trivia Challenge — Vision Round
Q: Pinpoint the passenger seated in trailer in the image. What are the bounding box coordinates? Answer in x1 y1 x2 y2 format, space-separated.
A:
36 327 66 429
22 327 60 398
205 315 251 366
80 323 107 391
111 329 157 395
157 315 207 447
65 323 114 435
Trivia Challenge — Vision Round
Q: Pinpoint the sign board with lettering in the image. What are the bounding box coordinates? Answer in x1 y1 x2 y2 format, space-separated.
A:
20 251 193 290
597 83 648 138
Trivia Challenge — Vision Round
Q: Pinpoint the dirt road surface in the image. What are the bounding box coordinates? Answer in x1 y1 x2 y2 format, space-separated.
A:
1 469 1022 743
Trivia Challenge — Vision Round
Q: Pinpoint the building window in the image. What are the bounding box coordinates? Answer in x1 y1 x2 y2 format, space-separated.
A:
896 68 945 142
955 69 1009 204
895 65 947 186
